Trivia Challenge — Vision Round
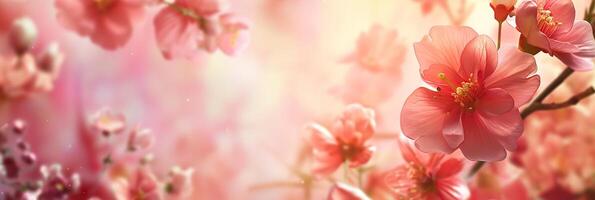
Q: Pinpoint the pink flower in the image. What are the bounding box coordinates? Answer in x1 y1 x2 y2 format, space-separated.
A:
153 0 224 59
165 166 194 198
384 137 469 200
39 164 81 199
55 0 146 50
344 25 406 73
515 0 595 71
217 13 250 56
1 53 38 97
127 126 155 151
111 167 162 200
90 108 127 137
308 104 376 176
402 26 540 161
33 43 65 92
327 182 371 200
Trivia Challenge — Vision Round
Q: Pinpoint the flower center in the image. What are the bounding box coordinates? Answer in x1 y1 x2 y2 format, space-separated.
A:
537 8 562 36
438 73 478 111
94 0 114 12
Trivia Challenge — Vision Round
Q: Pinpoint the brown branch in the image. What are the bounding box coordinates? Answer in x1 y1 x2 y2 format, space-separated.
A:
521 87 595 117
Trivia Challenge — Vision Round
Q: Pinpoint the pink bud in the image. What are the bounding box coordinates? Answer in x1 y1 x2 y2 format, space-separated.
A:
9 18 37 55
90 108 126 137
2 156 19 179
2 54 37 96
21 151 36 165
127 127 155 151
12 119 27 135
166 166 194 197
490 0 516 23
37 42 64 78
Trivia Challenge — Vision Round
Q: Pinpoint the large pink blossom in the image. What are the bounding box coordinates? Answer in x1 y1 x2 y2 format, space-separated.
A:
401 26 540 161
385 136 469 200
308 104 376 176
55 0 146 50
515 0 595 71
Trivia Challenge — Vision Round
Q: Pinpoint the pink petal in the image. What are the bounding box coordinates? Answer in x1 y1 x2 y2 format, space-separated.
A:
307 124 338 151
459 113 507 161
478 108 523 151
153 7 202 59
553 20 595 57
397 135 422 165
435 158 463 179
502 179 529 200
401 88 456 153
476 88 515 116
556 52 594 71
414 26 478 75
91 9 134 50
55 0 95 36
485 47 540 107
442 109 464 148
436 177 471 200
459 35 498 79
327 182 371 200
539 0 575 34
515 1 551 51
349 145 375 167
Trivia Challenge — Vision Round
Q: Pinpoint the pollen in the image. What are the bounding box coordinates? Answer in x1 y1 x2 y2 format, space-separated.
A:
438 72 478 110
537 8 562 36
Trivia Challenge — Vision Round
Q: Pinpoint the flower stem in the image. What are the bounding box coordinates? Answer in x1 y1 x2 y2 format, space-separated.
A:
520 67 575 118
497 22 502 50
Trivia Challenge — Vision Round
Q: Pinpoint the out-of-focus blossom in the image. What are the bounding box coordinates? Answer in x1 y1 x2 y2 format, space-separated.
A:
33 43 65 92
217 13 250 56
153 0 250 59
55 0 146 50
490 0 516 22
402 26 540 161
334 25 406 107
469 162 529 200
111 167 162 200
165 166 194 198
90 108 127 137
414 0 445 15
307 104 376 176
385 136 469 200
344 25 406 73
515 0 595 71
327 182 371 200
39 164 81 199
127 126 155 151
1 53 38 97
9 17 37 55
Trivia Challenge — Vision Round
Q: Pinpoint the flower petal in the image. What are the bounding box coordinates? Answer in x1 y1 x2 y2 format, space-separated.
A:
349 145 375 168
436 177 471 200
478 108 524 151
442 109 464 148
553 20 595 57
435 158 463 179
153 7 202 59
459 113 507 161
422 64 464 88
540 0 575 35
459 35 498 79
556 52 594 71
476 88 515 116
414 26 478 75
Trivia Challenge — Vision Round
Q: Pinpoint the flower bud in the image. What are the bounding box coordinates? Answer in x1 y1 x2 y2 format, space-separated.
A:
21 151 36 165
9 17 37 55
37 42 64 78
2 54 38 97
490 0 516 23
127 127 155 152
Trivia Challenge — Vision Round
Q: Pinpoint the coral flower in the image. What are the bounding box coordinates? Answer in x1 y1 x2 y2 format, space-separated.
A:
308 104 376 176
385 136 469 200
490 0 516 22
402 26 540 161
111 167 163 200
327 182 371 200
217 13 251 56
55 0 146 50
515 0 595 71
90 108 127 137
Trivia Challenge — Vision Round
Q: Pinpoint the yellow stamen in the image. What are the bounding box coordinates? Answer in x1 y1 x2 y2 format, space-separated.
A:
437 73 457 90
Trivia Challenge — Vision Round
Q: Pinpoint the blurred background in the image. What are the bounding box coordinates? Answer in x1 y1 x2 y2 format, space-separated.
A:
0 0 594 199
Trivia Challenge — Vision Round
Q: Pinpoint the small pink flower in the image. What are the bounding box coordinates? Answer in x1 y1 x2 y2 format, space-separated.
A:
153 0 224 59
308 104 376 176
127 126 155 151
33 43 65 92
327 182 371 200
385 136 470 200
515 0 595 71
90 108 127 137
55 0 146 50
111 167 162 200
402 26 540 161
344 24 406 73
39 164 81 199
217 13 250 56
165 166 194 198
